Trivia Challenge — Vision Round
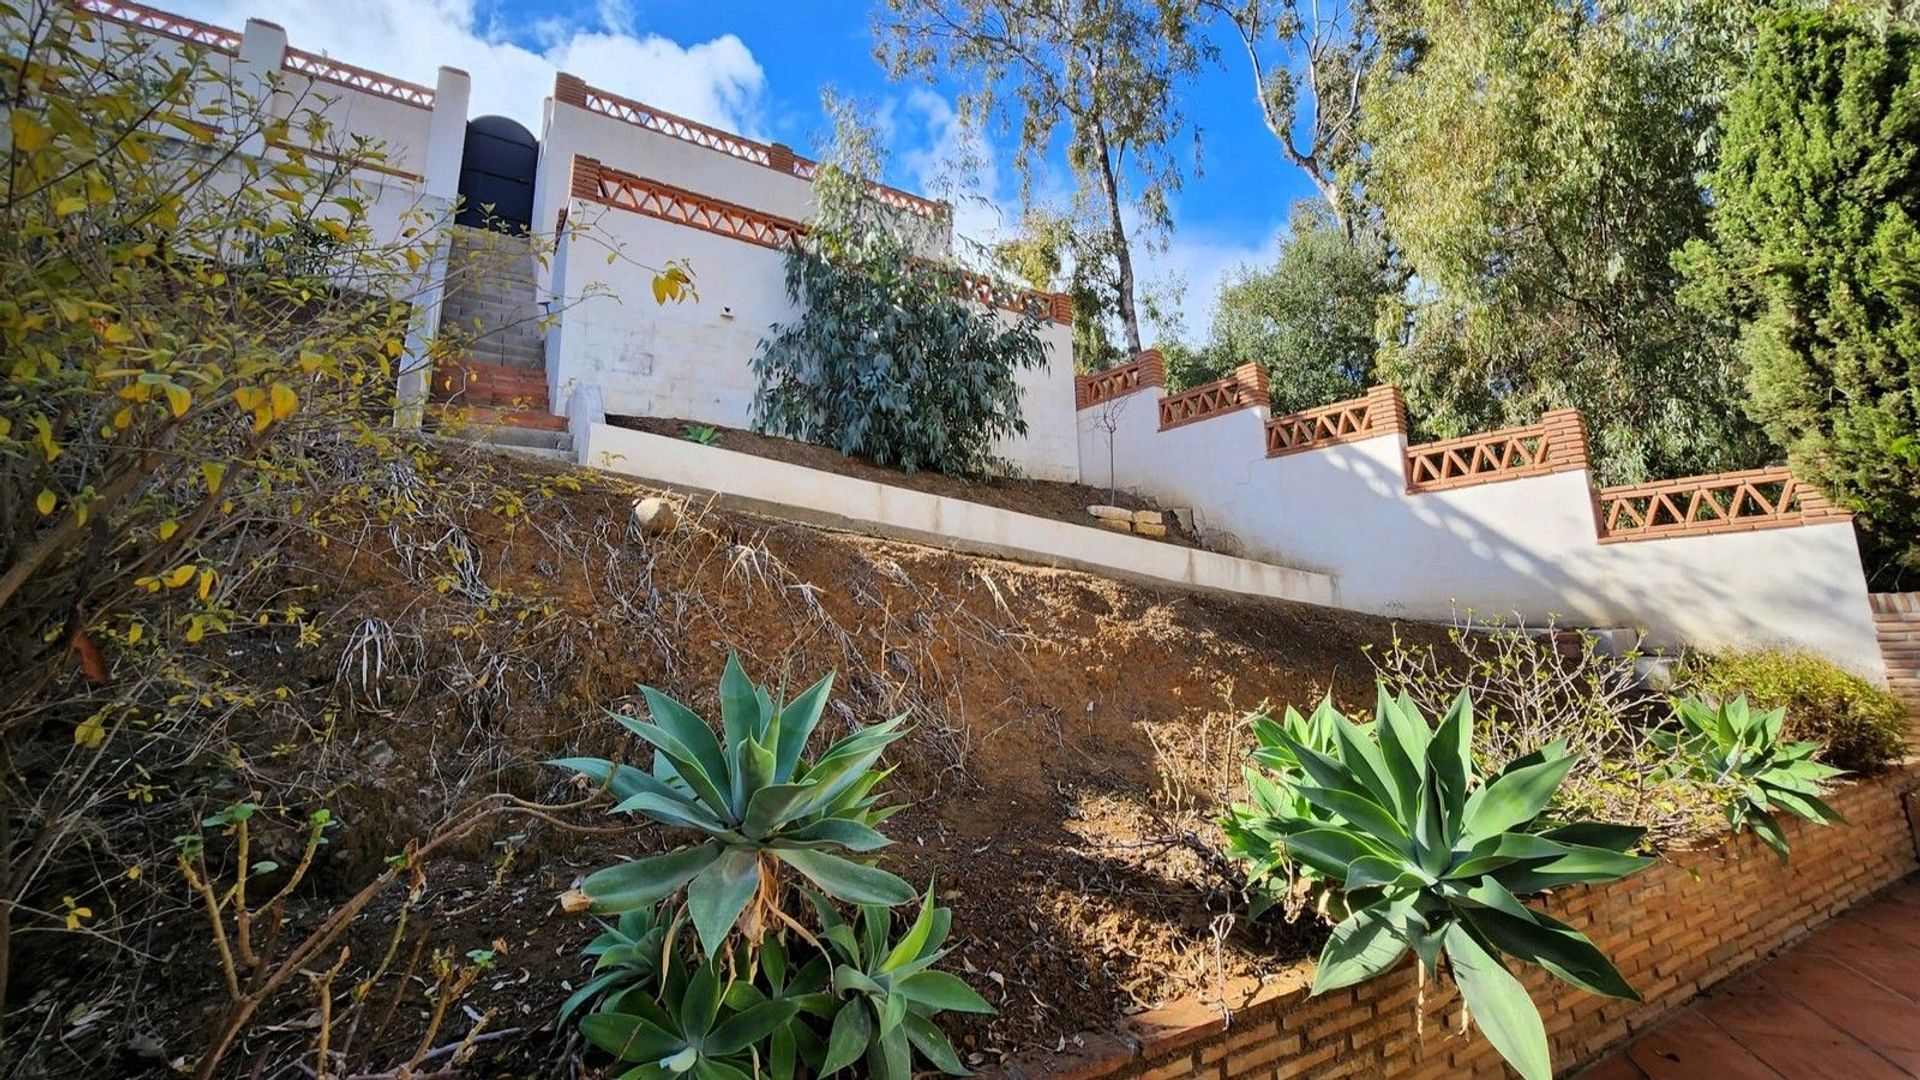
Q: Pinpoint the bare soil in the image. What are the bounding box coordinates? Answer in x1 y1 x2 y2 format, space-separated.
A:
12 446 1456 1079
608 415 1206 549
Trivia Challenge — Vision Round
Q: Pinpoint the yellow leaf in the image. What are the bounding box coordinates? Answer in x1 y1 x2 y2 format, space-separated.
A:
196 567 216 601
0 417 10 438
74 715 106 749
54 195 86 217
111 407 133 430
126 623 143 646
10 111 49 152
163 565 195 589
101 322 134 344
32 416 59 462
125 865 141 881
233 386 266 411
652 275 669 305
184 618 205 644
404 248 422 272
269 382 298 420
201 461 225 494
35 490 54 516
163 383 190 418
158 520 179 541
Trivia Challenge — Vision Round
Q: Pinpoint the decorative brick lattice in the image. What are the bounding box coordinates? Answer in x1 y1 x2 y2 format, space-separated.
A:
282 48 434 109
1158 364 1268 431
78 0 242 52
561 75 947 220
1867 593 1919 741
1075 351 1166 411
940 265 1071 326
1596 467 1850 543
1404 409 1588 493
1265 386 1407 458
572 158 804 250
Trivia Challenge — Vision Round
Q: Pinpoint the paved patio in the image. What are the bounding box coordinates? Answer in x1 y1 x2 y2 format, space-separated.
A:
1579 875 1920 1079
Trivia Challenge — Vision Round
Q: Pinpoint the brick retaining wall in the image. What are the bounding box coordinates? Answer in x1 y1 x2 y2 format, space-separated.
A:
1001 766 1920 1080
1871 594 1920 745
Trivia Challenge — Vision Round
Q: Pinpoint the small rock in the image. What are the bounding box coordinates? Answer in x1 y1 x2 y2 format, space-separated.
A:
367 740 395 768
1134 522 1168 538
1169 507 1195 531
631 497 678 536
1086 504 1131 521
1096 518 1133 533
1130 508 1163 526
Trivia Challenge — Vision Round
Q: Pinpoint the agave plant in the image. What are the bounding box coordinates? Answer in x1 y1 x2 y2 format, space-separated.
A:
559 905 672 1026
553 656 916 956
582 943 799 1080
1657 695 1844 860
807 886 993 1079
1229 686 1651 1080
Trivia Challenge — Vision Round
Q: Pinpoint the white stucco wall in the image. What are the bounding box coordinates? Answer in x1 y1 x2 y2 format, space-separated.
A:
1079 386 1885 675
580 424 1334 607
547 201 1080 481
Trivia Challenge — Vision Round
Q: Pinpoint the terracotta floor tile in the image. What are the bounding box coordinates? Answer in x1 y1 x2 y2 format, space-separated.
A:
1696 976 1852 1042
1576 1053 1651 1079
1625 1012 1782 1080
1718 1032 1912 1080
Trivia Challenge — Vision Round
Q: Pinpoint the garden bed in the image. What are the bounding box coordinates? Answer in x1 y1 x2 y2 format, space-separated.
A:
607 414 1204 548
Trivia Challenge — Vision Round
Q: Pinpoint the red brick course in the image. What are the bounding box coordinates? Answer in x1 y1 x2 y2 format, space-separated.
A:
1871 593 1920 746
996 766 1920 1079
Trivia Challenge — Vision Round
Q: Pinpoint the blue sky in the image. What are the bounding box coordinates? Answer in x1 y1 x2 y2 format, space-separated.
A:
169 0 1318 340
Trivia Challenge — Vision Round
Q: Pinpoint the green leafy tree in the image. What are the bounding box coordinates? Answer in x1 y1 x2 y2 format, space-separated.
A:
994 206 1127 370
1363 0 1771 484
1207 201 1389 412
752 105 1045 477
1681 6 1920 580
876 0 1208 354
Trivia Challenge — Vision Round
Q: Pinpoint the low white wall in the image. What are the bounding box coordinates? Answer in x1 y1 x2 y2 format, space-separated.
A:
579 423 1335 607
548 203 1081 482
1079 388 1886 675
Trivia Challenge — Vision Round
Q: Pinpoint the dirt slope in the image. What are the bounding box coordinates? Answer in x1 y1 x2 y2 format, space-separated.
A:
14 446 1455 1078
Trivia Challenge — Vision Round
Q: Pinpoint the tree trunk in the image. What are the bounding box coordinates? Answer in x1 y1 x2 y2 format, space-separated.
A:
1093 127 1143 356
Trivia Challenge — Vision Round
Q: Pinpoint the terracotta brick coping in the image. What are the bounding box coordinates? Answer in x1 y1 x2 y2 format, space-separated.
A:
78 0 242 53
1265 385 1408 458
1404 409 1590 494
1159 364 1269 432
569 157 1070 324
556 73 947 221
991 765 1920 1079
1596 467 1851 543
1075 352 1167 411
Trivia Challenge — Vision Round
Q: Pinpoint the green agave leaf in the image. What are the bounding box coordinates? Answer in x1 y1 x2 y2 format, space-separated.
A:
881 887 940 973
679 961 724 1040
741 782 818 839
1442 922 1550 1080
1428 691 1474 830
549 757 678 803
690 1058 751 1080
775 671 836 781
902 1009 970 1075
820 999 872 1075
1294 783 1414 851
1461 906 1639 1001
612 790 734 835
619 708 730 816
1279 826 1395 879
1765 786 1843 825
785 817 892 852
872 1019 913 1080
1313 900 1413 994
1491 842 1652 894
686 848 762 957
581 1012 684 1063
897 970 994 1013
1539 822 1645 853
776 847 916 906
1373 689 1430 814
1453 878 1539 924
705 998 800 1056
730 735 778 821
1748 807 1791 861
1460 753 1577 844
585 843 724 913
1330 711 1401 815
718 652 760 749
631 693 729 790
558 969 627 1026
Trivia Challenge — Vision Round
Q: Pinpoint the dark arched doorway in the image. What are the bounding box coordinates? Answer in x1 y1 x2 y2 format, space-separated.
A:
456 116 537 233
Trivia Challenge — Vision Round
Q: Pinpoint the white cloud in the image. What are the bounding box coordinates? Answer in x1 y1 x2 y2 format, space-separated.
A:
165 0 766 134
1134 215 1287 345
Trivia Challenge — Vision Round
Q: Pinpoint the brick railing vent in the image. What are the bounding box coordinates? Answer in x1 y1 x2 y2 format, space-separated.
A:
1596 467 1850 543
572 157 804 250
558 74 948 221
1265 385 1407 458
77 0 242 52
282 47 434 109
1404 408 1588 493
1075 351 1166 410
570 157 1066 324
1159 363 1268 431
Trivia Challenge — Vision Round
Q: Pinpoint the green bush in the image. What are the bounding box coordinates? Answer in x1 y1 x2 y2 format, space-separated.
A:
1685 650 1907 772
1655 696 1844 861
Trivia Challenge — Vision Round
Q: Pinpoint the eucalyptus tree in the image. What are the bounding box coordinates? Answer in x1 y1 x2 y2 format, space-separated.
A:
1197 0 1378 240
876 0 1209 355
1360 0 1771 485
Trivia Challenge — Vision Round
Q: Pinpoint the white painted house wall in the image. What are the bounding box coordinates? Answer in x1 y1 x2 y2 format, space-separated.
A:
1080 386 1886 675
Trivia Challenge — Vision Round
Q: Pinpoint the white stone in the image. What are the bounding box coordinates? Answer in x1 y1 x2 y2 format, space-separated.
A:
631 496 678 536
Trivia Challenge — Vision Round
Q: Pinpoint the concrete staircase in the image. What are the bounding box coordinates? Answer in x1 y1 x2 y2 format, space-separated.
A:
428 226 570 459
